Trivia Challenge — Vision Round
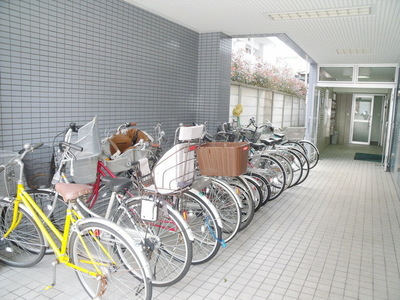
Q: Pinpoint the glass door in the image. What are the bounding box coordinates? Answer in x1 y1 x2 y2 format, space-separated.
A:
350 95 374 144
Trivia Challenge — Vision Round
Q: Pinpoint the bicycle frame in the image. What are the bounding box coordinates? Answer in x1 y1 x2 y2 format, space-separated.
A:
4 182 101 278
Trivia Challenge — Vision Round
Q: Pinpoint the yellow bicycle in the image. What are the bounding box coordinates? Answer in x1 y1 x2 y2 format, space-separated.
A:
0 143 152 299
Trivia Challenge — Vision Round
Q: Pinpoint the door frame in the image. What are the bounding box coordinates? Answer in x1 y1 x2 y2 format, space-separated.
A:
350 94 375 145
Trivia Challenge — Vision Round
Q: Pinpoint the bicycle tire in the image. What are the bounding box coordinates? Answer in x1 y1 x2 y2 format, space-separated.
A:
222 176 255 231
114 198 193 287
0 199 46 267
275 149 303 187
252 155 286 200
196 177 241 243
69 220 152 300
288 148 310 185
242 175 263 212
266 151 294 189
280 140 306 153
176 190 222 265
245 171 271 206
298 140 319 169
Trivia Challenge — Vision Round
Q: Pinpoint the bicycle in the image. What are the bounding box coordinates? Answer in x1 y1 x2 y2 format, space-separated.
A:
73 121 223 266
260 119 320 169
0 143 152 299
50 119 195 287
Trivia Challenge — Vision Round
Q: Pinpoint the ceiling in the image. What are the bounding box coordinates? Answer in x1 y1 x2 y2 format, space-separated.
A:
123 0 400 65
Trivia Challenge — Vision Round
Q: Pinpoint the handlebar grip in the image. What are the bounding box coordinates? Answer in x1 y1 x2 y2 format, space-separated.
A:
31 142 44 150
0 166 5 173
129 122 137 126
59 142 83 152
69 122 81 133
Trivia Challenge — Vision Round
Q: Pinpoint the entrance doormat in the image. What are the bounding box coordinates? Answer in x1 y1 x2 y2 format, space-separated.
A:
354 153 383 162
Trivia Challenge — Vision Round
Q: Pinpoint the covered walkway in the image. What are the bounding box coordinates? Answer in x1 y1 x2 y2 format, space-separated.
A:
0 144 399 299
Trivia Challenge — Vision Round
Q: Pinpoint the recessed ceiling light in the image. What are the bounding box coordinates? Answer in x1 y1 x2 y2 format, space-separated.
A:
268 6 371 21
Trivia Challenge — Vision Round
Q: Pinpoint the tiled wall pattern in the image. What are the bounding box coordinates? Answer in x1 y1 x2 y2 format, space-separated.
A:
0 0 232 151
197 32 232 134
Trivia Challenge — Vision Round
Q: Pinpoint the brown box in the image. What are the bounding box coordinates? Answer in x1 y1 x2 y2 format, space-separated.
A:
196 142 250 176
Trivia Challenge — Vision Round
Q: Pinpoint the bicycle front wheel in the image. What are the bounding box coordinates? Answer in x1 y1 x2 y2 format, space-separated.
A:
69 220 152 300
299 140 319 169
0 199 46 267
222 176 255 231
198 177 241 243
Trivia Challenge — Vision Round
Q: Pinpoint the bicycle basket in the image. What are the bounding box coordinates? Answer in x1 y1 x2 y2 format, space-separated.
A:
0 150 19 197
69 116 101 184
153 143 197 193
244 130 261 143
103 147 151 173
23 145 55 189
107 129 153 156
196 142 250 177
284 127 306 140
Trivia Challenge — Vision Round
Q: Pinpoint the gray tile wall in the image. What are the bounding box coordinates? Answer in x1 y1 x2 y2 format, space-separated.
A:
197 32 232 135
0 0 232 151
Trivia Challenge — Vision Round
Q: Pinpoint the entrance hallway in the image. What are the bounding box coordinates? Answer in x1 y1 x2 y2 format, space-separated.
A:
0 144 399 299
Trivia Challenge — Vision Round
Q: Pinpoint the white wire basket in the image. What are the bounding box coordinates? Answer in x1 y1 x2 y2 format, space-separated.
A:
69 116 101 184
0 150 19 197
152 142 197 194
284 127 306 140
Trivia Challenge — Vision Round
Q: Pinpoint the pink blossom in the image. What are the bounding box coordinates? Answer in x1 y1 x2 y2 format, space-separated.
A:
231 49 307 97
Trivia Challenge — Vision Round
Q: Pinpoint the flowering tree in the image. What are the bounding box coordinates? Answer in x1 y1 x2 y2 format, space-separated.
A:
231 49 307 98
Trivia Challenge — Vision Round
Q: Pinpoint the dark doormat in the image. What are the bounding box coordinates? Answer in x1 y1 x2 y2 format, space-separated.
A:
354 153 383 162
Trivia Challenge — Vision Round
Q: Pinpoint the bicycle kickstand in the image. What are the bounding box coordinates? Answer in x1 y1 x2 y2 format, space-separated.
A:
44 260 59 290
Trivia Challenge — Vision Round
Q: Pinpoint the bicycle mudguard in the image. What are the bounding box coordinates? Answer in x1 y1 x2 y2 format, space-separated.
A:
74 217 153 280
187 188 223 229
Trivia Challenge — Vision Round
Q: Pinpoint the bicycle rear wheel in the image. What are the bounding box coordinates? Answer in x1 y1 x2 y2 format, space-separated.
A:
0 199 46 267
69 220 152 300
27 189 67 236
176 190 222 265
114 199 193 287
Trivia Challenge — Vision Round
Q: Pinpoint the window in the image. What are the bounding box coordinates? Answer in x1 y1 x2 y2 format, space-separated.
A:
319 66 353 82
357 67 396 82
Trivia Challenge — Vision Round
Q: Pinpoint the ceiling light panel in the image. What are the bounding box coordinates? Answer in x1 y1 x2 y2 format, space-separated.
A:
268 6 371 21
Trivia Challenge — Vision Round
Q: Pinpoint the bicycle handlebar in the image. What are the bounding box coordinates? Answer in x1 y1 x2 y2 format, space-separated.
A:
18 142 44 155
0 166 4 173
116 122 137 132
59 142 83 152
